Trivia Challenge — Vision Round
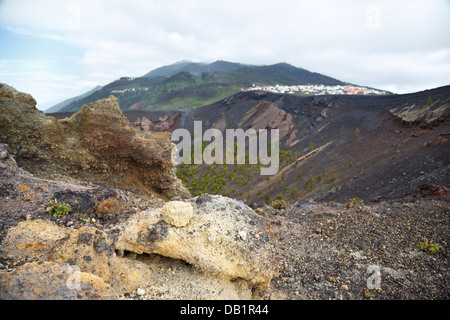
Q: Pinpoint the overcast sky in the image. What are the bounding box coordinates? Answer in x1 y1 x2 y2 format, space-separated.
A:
1 0 449 110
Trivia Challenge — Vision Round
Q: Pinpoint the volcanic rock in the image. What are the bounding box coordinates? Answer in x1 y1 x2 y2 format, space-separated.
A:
0 84 189 200
114 195 279 290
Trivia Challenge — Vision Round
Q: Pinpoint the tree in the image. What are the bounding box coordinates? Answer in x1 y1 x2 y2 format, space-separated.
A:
427 96 433 106
325 168 337 184
304 175 314 191
290 187 299 200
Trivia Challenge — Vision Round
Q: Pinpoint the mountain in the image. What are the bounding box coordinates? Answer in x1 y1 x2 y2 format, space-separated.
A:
49 61 354 113
142 60 250 78
44 85 102 113
232 62 345 86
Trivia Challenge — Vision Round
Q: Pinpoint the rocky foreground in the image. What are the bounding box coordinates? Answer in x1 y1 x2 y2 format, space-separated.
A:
0 84 448 300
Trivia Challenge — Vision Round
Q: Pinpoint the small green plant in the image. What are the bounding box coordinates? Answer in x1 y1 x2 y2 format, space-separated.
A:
46 199 71 218
304 175 314 191
264 194 271 205
81 217 91 224
325 168 337 183
347 197 364 204
290 187 299 200
272 199 287 210
316 174 323 183
419 240 441 254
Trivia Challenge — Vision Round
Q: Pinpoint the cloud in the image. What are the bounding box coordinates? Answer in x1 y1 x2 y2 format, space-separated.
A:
0 0 449 109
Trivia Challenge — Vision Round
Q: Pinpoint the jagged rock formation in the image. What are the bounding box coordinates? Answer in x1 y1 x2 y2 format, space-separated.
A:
389 96 450 128
0 83 189 200
237 101 298 147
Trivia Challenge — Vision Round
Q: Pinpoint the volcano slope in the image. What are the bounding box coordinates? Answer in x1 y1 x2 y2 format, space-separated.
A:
76 85 450 205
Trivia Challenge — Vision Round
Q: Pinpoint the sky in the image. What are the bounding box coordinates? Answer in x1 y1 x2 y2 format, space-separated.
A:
0 0 449 111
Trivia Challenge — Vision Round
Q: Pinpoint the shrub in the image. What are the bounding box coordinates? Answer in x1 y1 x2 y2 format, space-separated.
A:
347 197 364 204
272 199 287 210
81 217 91 224
46 199 71 218
419 240 441 254
304 175 314 191
316 174 323 183
325 168 337 183
264 194 271 205
290 187 299 200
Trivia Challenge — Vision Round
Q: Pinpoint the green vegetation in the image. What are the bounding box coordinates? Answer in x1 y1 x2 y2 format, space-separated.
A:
46 199 71 218
174 140 340 203
290 187 299 200
175 143 299 201
316 174 322 183
62 72 243 112
419 240 441 254
279 147 293 163
325 168 337 184
81 217 92 224
304 175 315 192
346 197 364 204
272 199 287 210
427 96 433 106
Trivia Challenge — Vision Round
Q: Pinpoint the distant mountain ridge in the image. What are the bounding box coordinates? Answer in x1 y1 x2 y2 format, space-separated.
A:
44 85 102 113
142 60 250 78
47 60 355 113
